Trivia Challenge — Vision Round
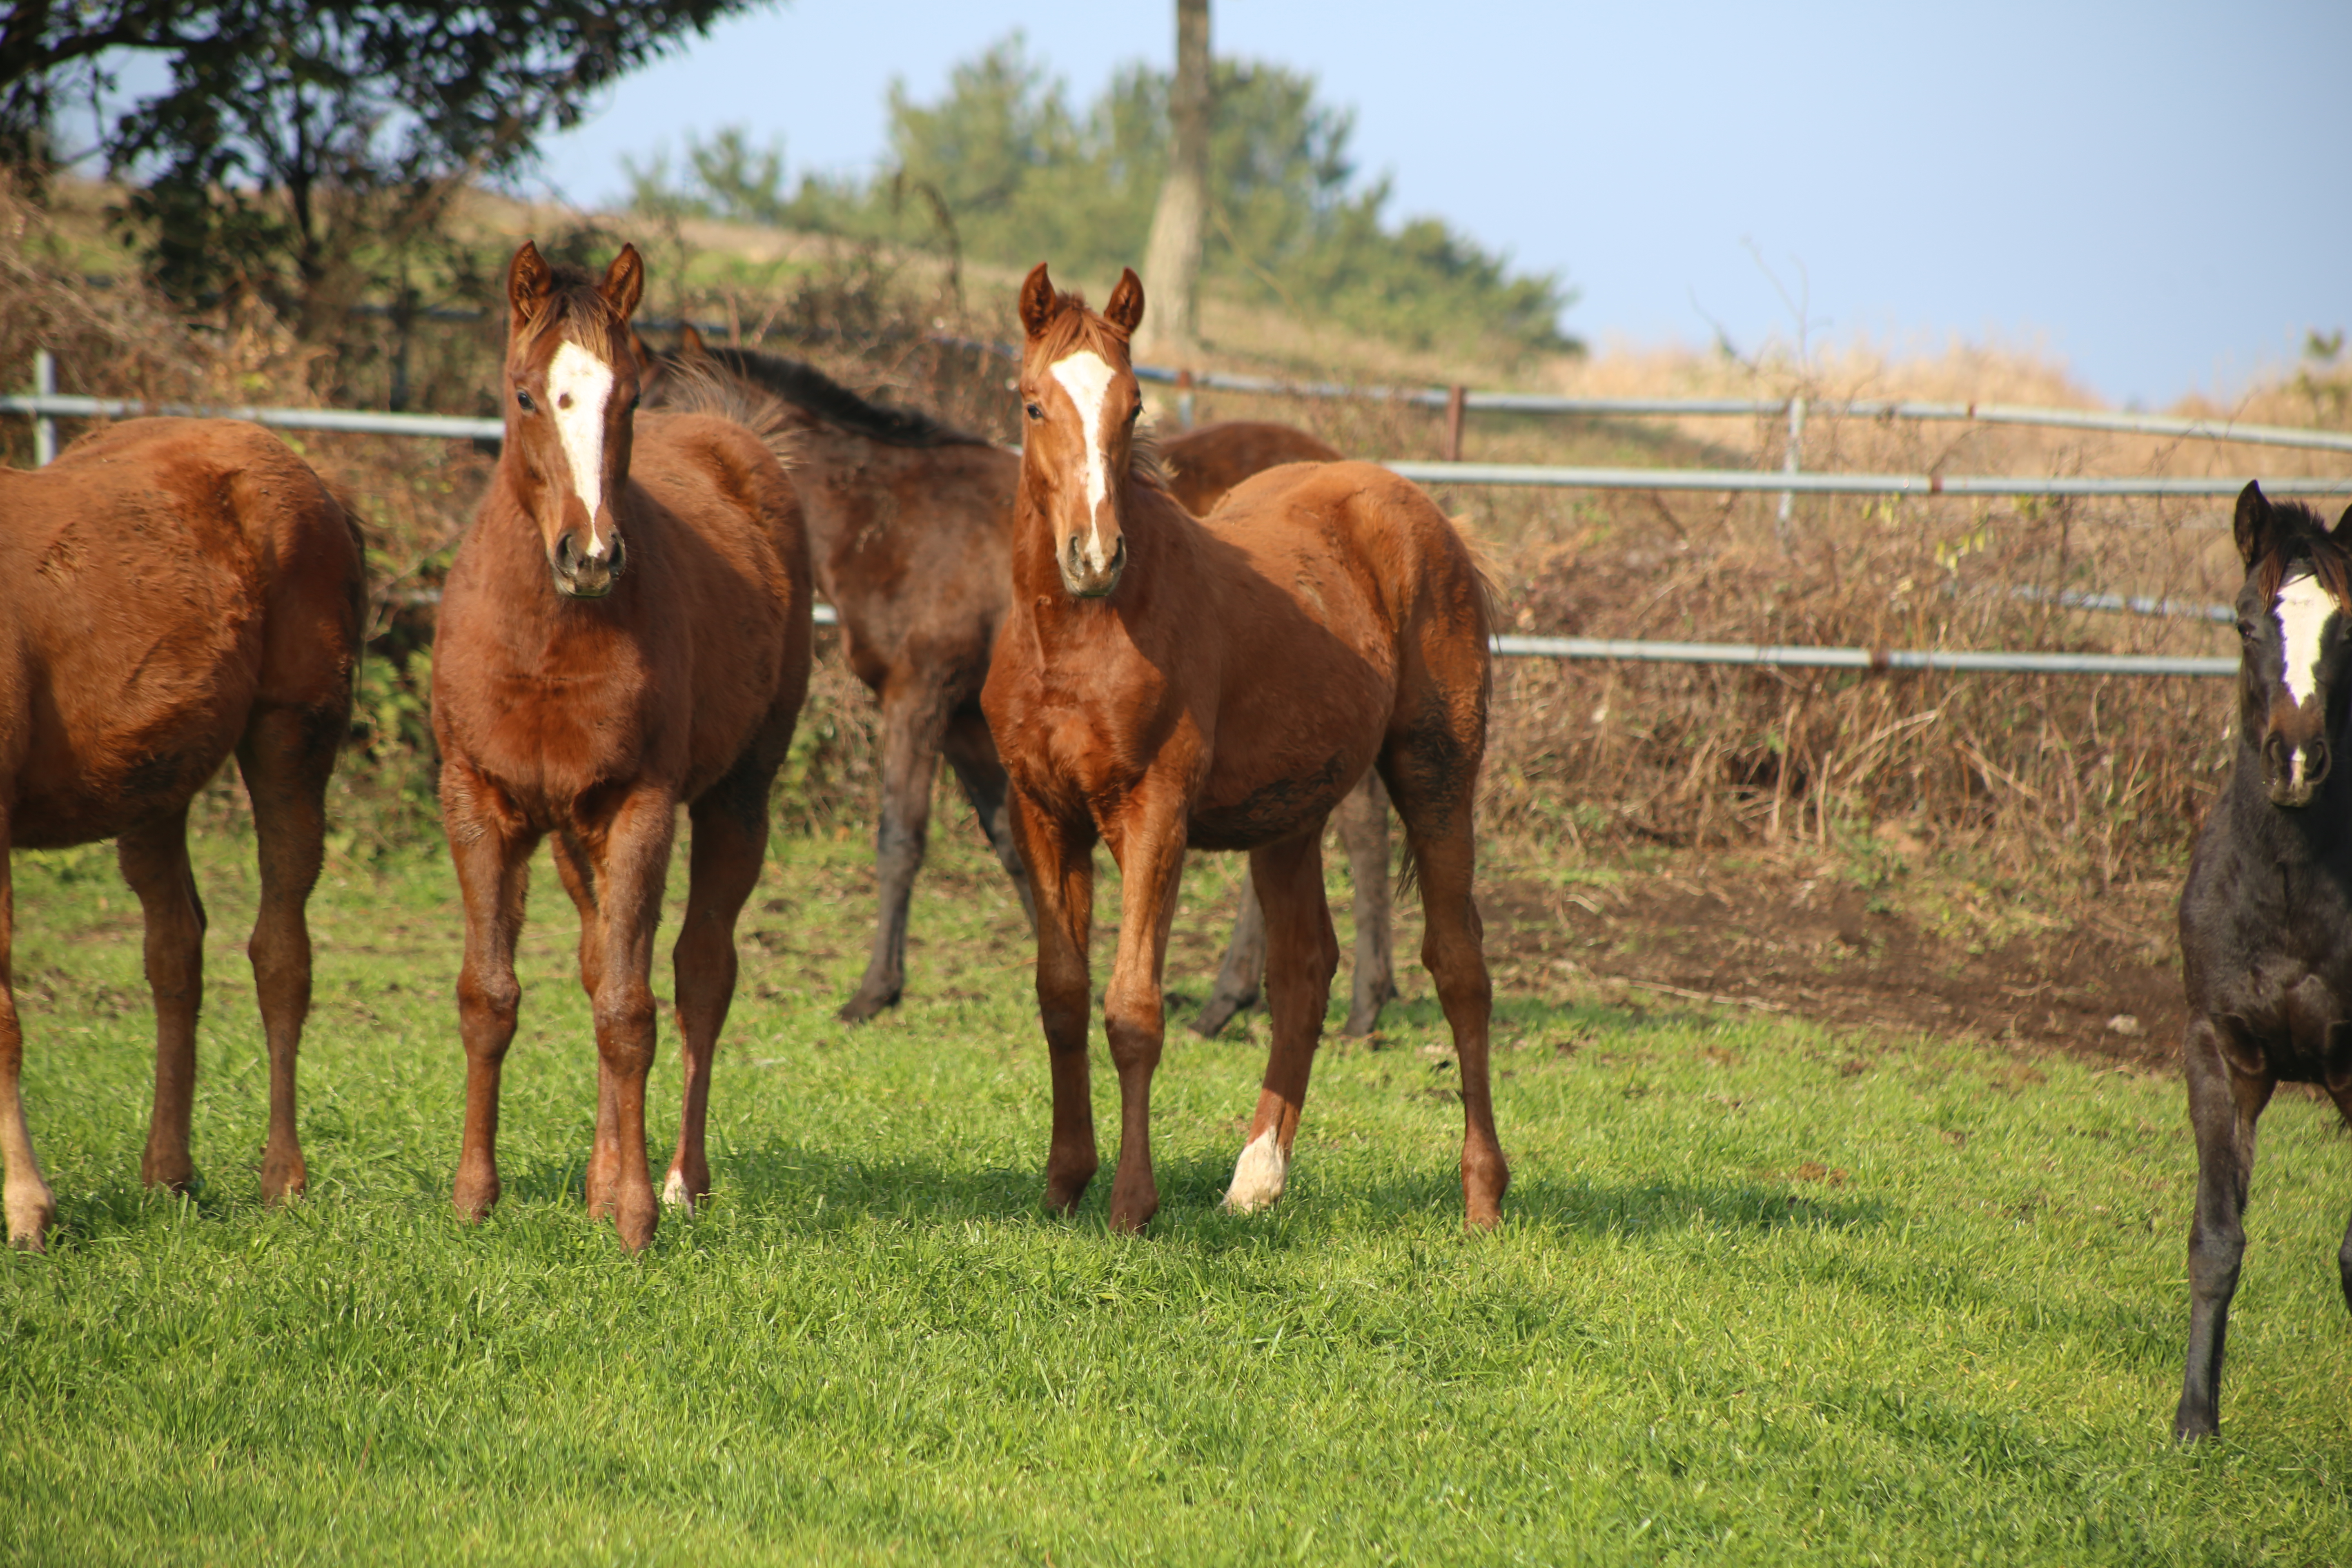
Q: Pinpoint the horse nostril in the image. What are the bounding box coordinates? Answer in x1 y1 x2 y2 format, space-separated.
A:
607 532 627 577
555 534 578 574
2310 743 2332 783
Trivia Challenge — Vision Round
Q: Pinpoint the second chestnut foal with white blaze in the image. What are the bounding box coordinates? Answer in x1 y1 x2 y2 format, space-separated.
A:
432 244 811 1252
983 264 1507 1231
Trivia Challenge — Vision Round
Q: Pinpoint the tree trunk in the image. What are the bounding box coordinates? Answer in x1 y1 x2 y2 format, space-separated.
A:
1138 0 1210 364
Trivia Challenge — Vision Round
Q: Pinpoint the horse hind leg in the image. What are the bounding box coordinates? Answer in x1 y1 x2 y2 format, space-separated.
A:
1336 771 1396 1038
1383 755 1508 1228
841 679 954 1023
1191 874 1266 1039
941 708 1036 930
116 810 207 1196
0 815 57 1248
1226 829 1339 1215
237 704 346 1205
664 765 773 1212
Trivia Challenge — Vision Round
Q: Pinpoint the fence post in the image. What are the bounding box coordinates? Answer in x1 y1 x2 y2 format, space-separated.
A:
33 349 57 466
1775 393 1805 548
1175 367 1195 431
1443 383 1468 461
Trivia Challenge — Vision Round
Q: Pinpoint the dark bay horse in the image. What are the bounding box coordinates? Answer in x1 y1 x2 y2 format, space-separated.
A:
2172 480 2352 1440
0 419 363 1248
981 263 1506 1232
642 335 1395 1034
432 244 812 1252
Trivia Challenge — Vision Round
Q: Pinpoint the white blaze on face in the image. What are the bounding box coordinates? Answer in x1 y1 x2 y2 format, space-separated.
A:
1048 349 1119 572
2275 570 2336 710
548 338 617 556
1225 1127 1289 1214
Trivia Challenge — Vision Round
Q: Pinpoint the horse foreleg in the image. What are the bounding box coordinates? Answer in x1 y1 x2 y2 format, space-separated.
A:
941 708 1036 930
117 811 205 1196
443 759 536 1226
2173 1018 2272 1442
666 768 770 1212
1100 793 1189 1233
238 705 340 1206
842 678 953 1023
1336 771 1396 1037
0 822 54 1249
581 786 676 1252
1395 797 1508 1228
1227 829 1340 1215
1192 874 1265 1039
1010 790 1098 1214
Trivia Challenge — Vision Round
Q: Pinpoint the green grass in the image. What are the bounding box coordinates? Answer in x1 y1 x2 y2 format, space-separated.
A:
3 823 2349 1565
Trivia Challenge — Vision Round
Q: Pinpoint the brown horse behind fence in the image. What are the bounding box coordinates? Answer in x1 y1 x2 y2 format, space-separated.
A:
643 335 1394 1032
0 418 363 1249
432 243 812 1252
982 263 1506 1232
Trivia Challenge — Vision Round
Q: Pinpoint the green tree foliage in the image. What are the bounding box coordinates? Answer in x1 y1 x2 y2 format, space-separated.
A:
0 1 777 323
632 33 1579 360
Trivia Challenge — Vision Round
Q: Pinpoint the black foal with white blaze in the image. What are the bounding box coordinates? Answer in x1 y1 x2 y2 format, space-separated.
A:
2172 481 2352 1441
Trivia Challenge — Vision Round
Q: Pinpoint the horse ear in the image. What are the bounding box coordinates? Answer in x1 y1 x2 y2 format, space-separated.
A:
2234 480 2274 568
681 323 709 359
2335 499 2352 541
1104 267 1146 338
1019 263 1057 339
601 244 645 322
507 241 553 332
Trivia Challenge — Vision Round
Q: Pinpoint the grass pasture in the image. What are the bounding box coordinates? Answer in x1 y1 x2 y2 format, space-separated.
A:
3 824 2351 1565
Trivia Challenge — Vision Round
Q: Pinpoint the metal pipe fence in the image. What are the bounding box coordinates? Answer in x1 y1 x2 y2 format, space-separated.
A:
0 357 2289 684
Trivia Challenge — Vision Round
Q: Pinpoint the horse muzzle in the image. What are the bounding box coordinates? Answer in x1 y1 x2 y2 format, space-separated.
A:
2263 732 2330 808
552 527 626 599
1058 530 1127 599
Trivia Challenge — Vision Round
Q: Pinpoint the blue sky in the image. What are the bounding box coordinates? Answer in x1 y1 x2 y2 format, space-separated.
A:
530 1 2347 408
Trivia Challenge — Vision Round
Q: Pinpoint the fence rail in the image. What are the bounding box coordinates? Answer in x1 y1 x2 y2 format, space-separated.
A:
7 390 2341 501
0 363 2284 683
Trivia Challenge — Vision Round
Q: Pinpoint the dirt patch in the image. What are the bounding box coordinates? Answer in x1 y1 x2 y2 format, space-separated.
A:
1477 853 2184 1073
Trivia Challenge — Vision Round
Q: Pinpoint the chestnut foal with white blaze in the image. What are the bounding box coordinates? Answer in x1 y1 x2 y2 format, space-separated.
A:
983 264 1507 1231
432 243 811 1251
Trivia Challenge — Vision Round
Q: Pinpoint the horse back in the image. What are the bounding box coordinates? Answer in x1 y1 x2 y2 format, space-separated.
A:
1160 421 1341 517
0 419 361 846
784 426 1016 696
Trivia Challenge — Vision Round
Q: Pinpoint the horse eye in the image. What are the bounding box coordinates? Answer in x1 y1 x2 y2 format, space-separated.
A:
1025 401 1044 421
1126 404 1140 425
515 389 536 413
2235 619 2256 641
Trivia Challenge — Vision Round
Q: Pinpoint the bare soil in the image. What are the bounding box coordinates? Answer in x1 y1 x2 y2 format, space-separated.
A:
1472 850 2187 1074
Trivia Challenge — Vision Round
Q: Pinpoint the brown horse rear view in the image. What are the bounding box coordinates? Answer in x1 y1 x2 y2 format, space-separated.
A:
983 264 1506 1232
0 419 363 1249
432 244 812 1252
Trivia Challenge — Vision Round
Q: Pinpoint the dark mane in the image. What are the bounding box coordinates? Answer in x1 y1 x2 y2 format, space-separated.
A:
2253 499 2352 612
692 344 989 449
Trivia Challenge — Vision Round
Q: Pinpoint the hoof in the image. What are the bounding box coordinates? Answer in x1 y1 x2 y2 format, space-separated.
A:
140 1151 196 1194
6 1189 56 1251
1108 1170 1160 1233
261 1150 308 1207
2173 1403 2219 1444
1224 1129 1289 1214
836 986 899 1025
661 1169 700 1213
614 1196 658 1253
452 1169 501 1225
1189 992 1252 1039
